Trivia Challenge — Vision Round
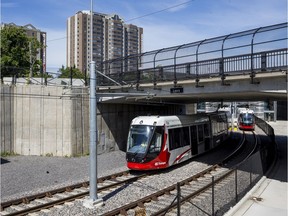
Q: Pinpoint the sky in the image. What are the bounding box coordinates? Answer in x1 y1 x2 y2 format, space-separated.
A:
1 0 287 73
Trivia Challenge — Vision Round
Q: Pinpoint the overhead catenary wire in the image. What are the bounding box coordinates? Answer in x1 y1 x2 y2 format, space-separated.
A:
1 78 158 100
125 0 194 22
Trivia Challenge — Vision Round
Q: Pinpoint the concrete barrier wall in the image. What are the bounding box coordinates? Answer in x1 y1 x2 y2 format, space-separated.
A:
1 85 78 156
1 84 182 156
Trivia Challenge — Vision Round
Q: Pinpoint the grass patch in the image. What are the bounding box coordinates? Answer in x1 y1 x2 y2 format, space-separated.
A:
1 151 19 157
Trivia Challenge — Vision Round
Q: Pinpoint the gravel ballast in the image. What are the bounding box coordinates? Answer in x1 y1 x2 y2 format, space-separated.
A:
1 150 127 202
1 121 285 216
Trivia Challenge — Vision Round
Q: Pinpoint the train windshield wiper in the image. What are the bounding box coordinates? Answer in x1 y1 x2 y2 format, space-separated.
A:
133 149 140 156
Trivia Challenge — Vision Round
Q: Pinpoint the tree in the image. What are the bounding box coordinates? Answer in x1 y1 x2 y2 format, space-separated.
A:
0 25 43 82
28 37 43 80
58 66 86 79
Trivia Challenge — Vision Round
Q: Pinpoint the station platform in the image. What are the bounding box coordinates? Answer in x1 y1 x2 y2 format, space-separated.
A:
225 121 287 216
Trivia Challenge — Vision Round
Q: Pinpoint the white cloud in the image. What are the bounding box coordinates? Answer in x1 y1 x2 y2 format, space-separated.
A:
1 2 18 8
139 0 287 53
39 0 286 72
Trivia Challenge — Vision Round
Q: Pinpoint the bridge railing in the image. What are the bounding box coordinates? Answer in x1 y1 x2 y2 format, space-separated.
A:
98 22 287 86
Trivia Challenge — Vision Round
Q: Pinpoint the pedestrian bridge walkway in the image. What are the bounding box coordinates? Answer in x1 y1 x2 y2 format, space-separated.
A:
98 23 287 87
96 23 287 104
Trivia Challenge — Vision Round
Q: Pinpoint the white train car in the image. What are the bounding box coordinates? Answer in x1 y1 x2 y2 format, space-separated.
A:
126 112 229 170
238 109 255 130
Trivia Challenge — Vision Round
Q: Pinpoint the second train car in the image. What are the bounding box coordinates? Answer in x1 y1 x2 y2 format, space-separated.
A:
126 112 229 170
238 109 255 130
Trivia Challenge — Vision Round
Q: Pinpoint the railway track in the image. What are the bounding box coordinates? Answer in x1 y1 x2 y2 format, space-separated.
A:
102 165 231 216
221 130 258 167
102 131 259 216
0 131 258 216
0 170 147 216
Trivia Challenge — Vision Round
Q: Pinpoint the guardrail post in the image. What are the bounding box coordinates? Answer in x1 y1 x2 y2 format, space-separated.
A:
186 64 191 76
136 70 140 90
177 182 181 216
159 67 163 81
261 52 267 71
220 58 224 81
235 169 238 203
250 160 253 188
153 68 157 88
212 176 215 216
219 59 229 86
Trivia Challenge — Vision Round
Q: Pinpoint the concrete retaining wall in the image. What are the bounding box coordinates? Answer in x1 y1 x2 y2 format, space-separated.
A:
1 84 181 156
1 85 88 156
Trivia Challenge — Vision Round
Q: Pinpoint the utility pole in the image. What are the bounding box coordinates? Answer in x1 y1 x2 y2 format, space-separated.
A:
83 0 103 208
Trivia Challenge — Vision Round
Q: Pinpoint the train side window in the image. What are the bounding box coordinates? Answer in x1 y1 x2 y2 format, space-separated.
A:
220 116 225 132
149 127 163 153
204 124 209 137
182 126 190 146
198 124 204 142
174 128 181 148
169 128 179 150
149 133 161 153
211 120 216 136
215 120 219 134
168 129 174 150
169 127 190 150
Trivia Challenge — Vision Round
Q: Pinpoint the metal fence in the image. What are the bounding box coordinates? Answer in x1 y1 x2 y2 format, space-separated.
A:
99 22 288 86
158 117 276 216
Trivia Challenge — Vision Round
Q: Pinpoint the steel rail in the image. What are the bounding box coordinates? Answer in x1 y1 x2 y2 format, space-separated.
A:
102 131 258 216
101 165 221 216
151 168 235 216
1 132 259 216
220 131 246 166
0 170 149 216
239 131 258 164
153 131 259 216
1 170 129 209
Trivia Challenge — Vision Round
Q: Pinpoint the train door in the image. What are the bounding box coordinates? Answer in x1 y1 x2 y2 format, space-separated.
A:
190 125 198 155
204 123 211 151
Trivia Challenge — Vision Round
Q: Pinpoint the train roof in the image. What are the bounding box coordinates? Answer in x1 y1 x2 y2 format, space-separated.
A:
239 109 254 114
130 113 223 127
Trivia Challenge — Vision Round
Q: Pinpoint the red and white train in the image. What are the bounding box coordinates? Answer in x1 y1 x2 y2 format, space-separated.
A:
238 109 255 131
126 112 229 170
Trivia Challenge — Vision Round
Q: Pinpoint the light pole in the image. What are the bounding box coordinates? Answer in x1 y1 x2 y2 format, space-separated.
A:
83 0 103 208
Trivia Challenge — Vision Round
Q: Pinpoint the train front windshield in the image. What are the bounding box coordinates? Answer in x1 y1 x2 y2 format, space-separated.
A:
127 125 154 154
127 125 164 155
240 114 254 124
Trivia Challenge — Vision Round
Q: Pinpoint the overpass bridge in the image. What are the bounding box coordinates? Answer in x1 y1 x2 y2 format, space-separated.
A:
96 23 287 105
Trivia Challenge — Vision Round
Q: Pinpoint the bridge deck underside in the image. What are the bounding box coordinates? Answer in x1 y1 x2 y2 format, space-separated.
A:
98 71 287 104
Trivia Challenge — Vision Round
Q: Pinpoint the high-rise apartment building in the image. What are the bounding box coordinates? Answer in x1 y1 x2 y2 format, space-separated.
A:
1 23 47 72
67 11 143 73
